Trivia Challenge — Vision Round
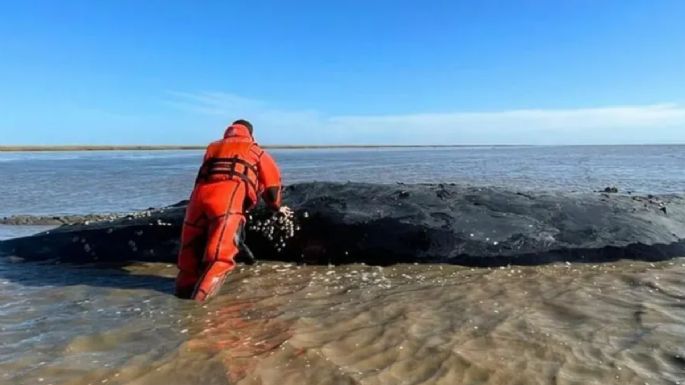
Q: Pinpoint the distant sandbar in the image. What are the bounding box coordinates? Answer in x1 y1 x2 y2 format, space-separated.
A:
0 144 482 152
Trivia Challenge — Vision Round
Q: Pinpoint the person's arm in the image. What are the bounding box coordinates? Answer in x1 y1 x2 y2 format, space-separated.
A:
257 151 282 210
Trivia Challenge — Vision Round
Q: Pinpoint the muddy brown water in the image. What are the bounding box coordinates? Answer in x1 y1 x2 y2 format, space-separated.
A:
1 258 684 385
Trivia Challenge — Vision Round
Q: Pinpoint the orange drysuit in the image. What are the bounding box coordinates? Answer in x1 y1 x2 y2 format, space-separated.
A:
175 123 282 301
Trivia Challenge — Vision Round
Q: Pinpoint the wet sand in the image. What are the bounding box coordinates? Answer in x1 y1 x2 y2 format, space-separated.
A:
1 258 684 385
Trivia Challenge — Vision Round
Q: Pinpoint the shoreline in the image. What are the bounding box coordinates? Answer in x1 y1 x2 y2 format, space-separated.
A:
0 143 682 152
0 144 516 152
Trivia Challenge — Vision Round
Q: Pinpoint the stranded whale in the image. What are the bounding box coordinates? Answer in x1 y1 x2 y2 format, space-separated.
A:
1 182 684 266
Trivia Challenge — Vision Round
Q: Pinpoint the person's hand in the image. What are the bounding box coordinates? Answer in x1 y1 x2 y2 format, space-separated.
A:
278 206 294 217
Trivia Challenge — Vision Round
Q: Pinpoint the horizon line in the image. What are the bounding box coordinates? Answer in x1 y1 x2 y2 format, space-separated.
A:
0 143 683 152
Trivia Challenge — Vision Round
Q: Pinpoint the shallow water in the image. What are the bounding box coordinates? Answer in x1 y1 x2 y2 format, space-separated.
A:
1 145 684 217
0 225 55 241
1 259 684 385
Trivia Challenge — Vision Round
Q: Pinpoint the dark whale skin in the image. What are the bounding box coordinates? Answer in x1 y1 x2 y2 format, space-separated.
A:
1 183 684 266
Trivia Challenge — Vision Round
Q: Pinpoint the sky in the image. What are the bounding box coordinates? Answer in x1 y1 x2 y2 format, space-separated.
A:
0 1 684 145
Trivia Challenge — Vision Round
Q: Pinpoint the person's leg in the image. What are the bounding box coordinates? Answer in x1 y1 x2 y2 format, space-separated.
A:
175 190 208 298
192 181 246 302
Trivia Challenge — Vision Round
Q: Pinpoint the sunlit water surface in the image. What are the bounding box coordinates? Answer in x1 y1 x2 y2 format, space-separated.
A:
1 260 684 385
1 146 684 216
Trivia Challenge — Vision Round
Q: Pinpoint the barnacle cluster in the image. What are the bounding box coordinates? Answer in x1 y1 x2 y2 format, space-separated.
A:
248 210 303 253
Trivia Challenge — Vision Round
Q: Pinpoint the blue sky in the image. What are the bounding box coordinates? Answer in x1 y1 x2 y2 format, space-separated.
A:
1 1 684 145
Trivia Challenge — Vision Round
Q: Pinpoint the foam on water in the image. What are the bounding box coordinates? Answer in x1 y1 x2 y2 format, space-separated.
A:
0 259 683 385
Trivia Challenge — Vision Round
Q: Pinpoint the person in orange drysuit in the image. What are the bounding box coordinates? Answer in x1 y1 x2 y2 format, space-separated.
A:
175 119 289 301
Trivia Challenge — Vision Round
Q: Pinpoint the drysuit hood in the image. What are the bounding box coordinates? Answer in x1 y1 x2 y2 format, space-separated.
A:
224 124 253 140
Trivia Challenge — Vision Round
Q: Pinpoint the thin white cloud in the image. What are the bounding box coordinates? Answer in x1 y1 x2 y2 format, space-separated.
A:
165 91 266 115
165 91 685 145
332 104 685 130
